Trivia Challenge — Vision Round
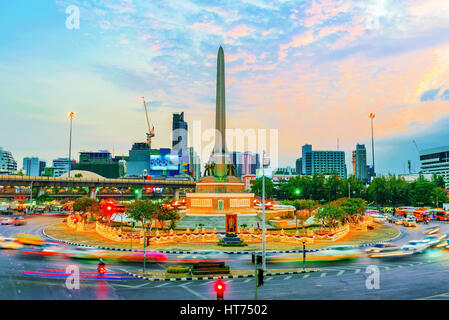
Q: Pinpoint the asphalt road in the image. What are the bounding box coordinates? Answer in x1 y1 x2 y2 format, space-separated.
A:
1 215 449 300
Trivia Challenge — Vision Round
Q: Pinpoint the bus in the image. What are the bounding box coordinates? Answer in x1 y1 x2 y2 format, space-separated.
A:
396 207 430 222
427 208 449 221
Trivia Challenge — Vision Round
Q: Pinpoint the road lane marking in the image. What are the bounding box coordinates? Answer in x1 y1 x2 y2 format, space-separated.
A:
320 273 327 278
303 274 310 279
266 277 273 281
416 291 449 300
354 269 360 274
284 276 292 280
336 270 345 276
244 278 252 283
113 283 150 289
180 283 207 300
154 282 171 288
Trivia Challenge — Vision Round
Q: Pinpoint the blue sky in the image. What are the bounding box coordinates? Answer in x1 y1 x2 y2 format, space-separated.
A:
1 0 449 174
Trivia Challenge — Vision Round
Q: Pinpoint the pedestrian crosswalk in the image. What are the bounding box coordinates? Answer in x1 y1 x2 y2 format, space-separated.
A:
113 260 432 290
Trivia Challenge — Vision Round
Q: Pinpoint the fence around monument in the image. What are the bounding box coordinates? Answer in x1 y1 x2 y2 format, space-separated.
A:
65 215 374 245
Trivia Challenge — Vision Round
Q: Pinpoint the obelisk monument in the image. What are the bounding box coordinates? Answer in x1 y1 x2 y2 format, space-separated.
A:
211 45 231 178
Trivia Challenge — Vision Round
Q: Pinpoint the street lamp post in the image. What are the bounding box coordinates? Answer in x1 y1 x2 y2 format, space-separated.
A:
348 182 351 199
67 112 76 178
28 181 33 214
369 113 375 177
262 150 266 272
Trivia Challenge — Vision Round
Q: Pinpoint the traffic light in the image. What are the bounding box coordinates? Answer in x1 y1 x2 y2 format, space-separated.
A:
295 188 301 195
73 216 79 224
102 203 116 215
257 268 264 287
215 279 224 300
252 254 262 264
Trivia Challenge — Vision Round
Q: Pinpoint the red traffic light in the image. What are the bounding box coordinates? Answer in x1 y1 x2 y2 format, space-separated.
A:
103 202 116 215
215 279 225 300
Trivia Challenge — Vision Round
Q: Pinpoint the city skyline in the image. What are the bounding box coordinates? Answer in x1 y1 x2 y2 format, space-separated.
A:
1 1 449 175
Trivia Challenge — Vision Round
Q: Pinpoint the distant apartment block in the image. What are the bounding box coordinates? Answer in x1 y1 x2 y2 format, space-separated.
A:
0 147 17 173
419 145 449 188
300 144 347 178
23 157 46 176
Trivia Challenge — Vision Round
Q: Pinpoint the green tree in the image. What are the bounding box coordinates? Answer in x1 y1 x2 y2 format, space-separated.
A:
431 187 448 207
73 196 98 223
157 199 181 230
315 203 345 228
334 198 367 223
409 175 435 206
35 194 52 204
251 177 275 198
432 174 445 188
282 199 318 233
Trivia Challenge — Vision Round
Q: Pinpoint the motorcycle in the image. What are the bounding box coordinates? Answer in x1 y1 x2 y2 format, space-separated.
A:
97 261 107 274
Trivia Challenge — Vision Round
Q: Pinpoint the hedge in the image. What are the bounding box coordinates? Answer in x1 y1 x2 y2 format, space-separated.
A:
166 266 190 274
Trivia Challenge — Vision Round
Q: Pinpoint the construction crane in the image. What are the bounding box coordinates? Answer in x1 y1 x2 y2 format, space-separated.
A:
142 97 155 149
413 140 420 153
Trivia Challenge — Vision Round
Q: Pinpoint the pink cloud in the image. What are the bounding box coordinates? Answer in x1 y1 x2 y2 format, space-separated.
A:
278 30 315 61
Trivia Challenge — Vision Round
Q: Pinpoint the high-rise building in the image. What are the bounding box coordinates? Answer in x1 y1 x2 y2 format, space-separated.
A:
126 142 151 177
188 146 201 180
230 151 259 177
353 144 368 183
0 147 17 173
52 157 75 177
23 157 46 176
295 158 302 175
172 112 188 156
75 150 120 178
419 145 449 188
301 144 346 178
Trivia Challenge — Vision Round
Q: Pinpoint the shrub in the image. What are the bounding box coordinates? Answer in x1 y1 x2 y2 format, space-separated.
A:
166 266 190 274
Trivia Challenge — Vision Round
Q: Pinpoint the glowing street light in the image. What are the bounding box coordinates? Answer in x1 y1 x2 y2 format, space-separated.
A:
67 111 76 177
368 113 376 178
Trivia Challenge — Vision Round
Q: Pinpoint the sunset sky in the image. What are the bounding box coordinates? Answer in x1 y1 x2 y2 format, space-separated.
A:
1 0 449 175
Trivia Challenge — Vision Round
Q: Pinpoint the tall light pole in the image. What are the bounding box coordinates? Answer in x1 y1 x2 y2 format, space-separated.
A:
262 150 266 271
67 112 76 177
369 113 375 178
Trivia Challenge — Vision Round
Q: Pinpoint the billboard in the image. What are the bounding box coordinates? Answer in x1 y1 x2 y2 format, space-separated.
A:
150 155 179 170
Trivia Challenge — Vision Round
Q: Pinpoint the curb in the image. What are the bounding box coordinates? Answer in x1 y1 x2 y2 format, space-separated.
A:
127 268 320 282
42 226 400 254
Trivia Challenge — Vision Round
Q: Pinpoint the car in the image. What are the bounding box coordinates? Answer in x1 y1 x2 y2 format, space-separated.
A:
15 234 45 246
401 240 429 253
365 243 397 253
423 236 445 248
0 237 23 250
1 217 13 225
13 217 25 226
176 250 229 263
120 251 168 262
423 226 440 235
403 218 417 228
367 247 416 258
394 218 405 225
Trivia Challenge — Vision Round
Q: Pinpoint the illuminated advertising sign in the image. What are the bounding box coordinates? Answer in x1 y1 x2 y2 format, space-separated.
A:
150 155 179 170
